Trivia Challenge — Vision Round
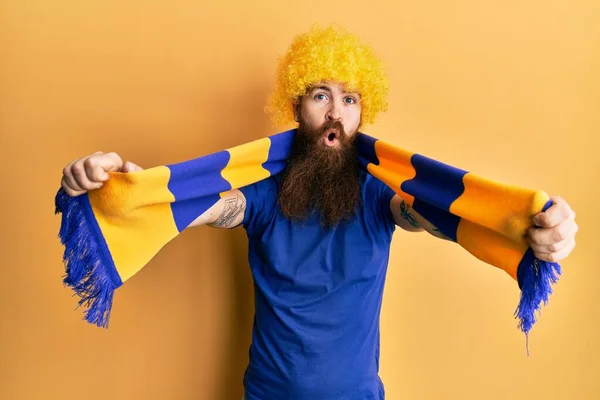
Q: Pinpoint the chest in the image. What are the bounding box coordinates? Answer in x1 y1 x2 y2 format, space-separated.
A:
252 210 392 291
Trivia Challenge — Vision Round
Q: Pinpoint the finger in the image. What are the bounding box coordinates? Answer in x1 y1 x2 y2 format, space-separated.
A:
84 152 122 182
533 196 574 228
528 215 578 246
99 152 124 172
61 176 86 197
528 235 571 254
71 158 99 190
121 161 143 173
534 238 576 263
62 160 85 192
82 152 107 183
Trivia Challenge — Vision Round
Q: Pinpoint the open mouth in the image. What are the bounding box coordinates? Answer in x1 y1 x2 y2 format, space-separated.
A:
323 129 340 147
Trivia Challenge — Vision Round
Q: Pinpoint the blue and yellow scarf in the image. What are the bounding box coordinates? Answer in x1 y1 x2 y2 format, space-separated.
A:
54 129 560 350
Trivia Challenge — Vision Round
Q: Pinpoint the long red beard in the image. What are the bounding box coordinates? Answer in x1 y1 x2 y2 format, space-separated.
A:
277 119 362 228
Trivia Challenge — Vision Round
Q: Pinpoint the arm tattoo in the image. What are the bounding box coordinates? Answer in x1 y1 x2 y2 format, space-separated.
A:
399 201 421 229
209 195 246 228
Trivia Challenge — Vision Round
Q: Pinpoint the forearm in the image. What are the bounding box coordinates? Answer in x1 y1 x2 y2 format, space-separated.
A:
409 206 452 241
419 221 452 241
391 196 451 240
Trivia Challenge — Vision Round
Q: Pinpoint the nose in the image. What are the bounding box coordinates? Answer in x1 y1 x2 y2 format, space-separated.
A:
326 100 342 122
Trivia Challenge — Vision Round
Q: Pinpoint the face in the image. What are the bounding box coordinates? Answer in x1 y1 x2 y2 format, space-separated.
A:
278 81 364 228
294 81 362 148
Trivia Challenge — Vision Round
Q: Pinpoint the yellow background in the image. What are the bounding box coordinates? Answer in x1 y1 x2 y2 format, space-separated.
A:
1 0 598 399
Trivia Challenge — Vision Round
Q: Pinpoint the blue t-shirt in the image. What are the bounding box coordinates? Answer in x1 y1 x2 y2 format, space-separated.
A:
239 170 397 400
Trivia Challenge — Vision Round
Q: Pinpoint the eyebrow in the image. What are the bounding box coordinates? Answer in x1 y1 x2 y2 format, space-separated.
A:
313 85 332 92
311 85 361 98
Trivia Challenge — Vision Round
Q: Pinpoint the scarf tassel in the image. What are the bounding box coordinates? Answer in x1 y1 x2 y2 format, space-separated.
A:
514 199 561 354
54 188 122 328
515 249 561 355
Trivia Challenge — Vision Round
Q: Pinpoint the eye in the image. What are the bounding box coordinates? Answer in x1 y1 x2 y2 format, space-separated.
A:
344 96 357 104
314 93 328 101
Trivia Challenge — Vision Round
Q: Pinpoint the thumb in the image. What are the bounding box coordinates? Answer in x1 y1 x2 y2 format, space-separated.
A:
121 161 144 173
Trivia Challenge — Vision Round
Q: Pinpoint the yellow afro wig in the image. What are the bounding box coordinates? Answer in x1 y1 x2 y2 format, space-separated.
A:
267 24 389 128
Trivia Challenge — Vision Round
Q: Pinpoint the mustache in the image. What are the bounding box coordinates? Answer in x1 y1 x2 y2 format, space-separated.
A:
321 120 345 133
300 119 349 145
318 120 346 137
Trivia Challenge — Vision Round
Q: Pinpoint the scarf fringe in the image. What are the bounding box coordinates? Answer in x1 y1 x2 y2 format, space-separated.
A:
54 188 121 328
515 248 561 355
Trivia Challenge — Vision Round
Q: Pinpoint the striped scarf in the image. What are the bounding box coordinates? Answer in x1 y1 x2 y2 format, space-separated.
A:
54 129 560 352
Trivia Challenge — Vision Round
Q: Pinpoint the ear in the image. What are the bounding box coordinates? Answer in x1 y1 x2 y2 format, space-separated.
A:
292 98 301 122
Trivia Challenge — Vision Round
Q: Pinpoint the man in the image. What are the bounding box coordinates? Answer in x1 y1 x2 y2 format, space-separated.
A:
60 25 578 399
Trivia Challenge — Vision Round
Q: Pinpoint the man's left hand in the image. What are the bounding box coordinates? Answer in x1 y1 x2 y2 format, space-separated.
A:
526 195 578 263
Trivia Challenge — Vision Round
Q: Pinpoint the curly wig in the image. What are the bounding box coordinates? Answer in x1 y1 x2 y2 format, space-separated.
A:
266 24 389 128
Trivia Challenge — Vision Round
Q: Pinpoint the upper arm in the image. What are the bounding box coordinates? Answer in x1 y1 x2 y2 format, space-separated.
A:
186 189 247 229
389 195 452 240
389 195 424 232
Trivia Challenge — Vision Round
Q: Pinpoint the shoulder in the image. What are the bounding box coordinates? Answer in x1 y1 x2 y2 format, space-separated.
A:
238 175 279 231
360 171 397 230
239 175 279 199
362 172 396 204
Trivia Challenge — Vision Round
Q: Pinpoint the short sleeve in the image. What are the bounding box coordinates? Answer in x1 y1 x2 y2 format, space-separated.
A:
365 173 397 233
238 176 278 238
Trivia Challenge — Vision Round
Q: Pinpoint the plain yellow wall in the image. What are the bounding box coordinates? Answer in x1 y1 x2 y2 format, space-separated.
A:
1 0 598 399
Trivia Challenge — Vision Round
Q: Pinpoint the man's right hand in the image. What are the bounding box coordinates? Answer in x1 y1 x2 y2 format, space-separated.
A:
61 151 143 197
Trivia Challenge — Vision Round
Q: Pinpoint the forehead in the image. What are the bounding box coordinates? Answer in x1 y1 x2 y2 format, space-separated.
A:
307 81 360 95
